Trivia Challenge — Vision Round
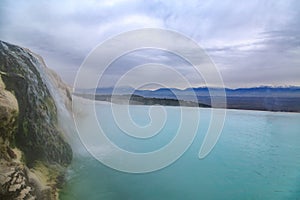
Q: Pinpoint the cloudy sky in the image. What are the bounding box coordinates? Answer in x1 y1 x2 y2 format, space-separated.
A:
0 0 299 89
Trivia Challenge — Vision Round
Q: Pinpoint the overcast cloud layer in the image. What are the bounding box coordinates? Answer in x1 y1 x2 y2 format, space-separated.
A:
0 0 299 88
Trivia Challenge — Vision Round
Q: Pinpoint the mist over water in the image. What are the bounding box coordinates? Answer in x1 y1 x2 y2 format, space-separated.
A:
61 104 300 200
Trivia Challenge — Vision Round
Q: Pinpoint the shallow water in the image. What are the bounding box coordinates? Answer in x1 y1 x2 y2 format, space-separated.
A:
60 105 300 200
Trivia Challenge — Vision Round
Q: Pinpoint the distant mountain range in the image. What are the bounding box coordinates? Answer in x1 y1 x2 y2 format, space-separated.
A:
77 86 300 98
75 86 300 112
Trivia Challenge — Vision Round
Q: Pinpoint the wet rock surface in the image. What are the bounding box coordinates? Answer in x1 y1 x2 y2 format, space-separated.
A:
0 162 36 200
0 40 73 199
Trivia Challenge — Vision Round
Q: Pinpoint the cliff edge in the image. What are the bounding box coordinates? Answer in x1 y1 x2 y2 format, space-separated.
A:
0 41 73 200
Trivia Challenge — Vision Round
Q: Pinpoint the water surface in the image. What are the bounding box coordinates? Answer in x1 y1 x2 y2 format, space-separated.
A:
60 105 300 200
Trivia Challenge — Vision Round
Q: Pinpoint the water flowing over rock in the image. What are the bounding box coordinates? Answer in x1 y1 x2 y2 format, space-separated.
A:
0 40 74 199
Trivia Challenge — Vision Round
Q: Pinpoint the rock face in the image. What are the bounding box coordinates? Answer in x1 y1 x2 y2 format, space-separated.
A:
0 163 36 200
0 40 73 199
0 75 19 160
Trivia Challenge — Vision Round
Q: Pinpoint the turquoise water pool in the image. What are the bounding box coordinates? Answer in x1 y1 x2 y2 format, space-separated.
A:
60 105 300 200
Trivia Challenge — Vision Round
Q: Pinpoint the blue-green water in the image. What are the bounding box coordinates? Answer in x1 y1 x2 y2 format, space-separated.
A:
60 105 300 200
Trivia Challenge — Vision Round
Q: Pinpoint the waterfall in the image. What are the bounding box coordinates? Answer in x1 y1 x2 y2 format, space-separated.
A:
25 49 85 155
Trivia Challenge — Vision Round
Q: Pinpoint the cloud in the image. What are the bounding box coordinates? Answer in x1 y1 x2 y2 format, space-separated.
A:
0 0 299 88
